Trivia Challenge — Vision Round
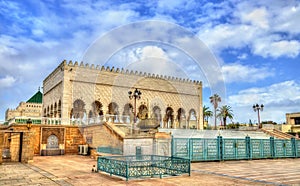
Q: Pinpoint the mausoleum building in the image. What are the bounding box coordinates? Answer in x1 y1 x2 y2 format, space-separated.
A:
42 60 204 129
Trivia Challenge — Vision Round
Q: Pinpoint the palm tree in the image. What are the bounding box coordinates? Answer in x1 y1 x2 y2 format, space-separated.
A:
203 105 213 122
217 105 234 128
209 94 221 129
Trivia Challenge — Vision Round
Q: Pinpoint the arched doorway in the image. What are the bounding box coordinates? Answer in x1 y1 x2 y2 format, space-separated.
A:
92 101 103 116
164 107 174 128
137 104 148 120
72 99 86 119
123 103 133 123
177 108 186 128
188 109 197 129
108 102 119 123
89 101 103 123
152 106 162 127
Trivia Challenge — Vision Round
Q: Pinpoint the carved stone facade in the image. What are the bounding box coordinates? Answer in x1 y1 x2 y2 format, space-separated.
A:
43 60 203 129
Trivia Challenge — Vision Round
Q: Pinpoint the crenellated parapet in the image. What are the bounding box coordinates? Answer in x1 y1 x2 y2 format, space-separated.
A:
60 60 202 86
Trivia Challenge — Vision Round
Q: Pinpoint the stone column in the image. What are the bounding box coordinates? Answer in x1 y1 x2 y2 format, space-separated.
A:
0 132 3 164
198 84 204 130
10 133 21 162
21 132 35 163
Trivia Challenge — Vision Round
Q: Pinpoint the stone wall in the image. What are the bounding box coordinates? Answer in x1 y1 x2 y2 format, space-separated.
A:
7 125 41 155
2 125 84 156
0 124 174 160
0 131 35 163
65 126 84 154
82 124 123 149
123 138 154 155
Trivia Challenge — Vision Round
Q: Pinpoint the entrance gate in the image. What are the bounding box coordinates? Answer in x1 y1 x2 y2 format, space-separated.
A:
1 131 34 163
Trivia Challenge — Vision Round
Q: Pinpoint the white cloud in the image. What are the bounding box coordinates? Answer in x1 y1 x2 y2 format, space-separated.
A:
229 80 300 107
237 53 248 60
241 7 269 29
227 80 300 123
273 5 300 34
0 75 16 88
140 46 168 59
197 24 259 52
221 63 274 83
197 1 300 58
253 39 300 58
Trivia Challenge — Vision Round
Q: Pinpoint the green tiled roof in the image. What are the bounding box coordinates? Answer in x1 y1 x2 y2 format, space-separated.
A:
27 90 43 103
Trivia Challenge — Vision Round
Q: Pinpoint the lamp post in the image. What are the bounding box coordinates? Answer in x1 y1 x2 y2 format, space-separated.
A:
128 88 142 133
27 118 32 130
253 104 264 129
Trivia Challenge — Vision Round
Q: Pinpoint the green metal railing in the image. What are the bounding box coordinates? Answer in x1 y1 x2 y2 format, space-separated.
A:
97 146 123 155
97 155 190 180
172 136 300 161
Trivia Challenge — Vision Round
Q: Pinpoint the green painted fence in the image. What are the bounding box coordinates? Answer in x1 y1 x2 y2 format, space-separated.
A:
172 136 300 161
97 155 190 180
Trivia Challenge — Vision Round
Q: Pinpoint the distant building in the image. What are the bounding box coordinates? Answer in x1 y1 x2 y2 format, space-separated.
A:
5 89 43 124
284 112 300 133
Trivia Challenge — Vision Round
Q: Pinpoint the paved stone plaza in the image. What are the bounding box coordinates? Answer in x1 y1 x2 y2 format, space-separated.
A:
1 155 300 185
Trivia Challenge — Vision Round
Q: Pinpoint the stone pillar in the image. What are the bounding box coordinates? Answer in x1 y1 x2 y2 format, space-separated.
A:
0 132 3 164
10 133 21 162
21 132 35 163
154 132 172 156
198 84 204 130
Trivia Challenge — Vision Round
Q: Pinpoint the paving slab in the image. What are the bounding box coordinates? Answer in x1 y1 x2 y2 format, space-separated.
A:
1 155 300 185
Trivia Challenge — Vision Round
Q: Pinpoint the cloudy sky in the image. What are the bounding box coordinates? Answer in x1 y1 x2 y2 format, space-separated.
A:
1 0 300 124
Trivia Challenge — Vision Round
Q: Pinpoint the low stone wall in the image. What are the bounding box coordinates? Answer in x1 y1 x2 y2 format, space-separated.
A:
81 124 123 150
123 138 154 155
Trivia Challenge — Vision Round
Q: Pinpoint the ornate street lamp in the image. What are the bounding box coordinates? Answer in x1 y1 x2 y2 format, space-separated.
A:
128 88 142 133
253 104 264 129
27 118 32 130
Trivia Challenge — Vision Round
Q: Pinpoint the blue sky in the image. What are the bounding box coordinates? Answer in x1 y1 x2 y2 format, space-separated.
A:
0 0 300 124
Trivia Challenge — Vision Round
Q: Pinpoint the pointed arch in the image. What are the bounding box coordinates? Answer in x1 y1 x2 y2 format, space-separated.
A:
123 103 133 116
54 102 57 117
91 101 103 117
137 104 148 120
72 99 86 119
108 102 119 115
123 103 133 123
177 108 186 128
58 100 62 118
164 107 174 128
152 106 162 126
108 102 119 123
188 109 197 129
50 104 53 117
